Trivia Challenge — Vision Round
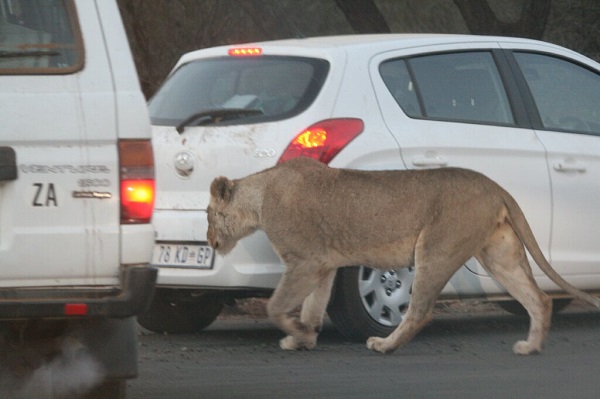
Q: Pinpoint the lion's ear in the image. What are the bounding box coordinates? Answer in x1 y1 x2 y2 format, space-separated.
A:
210 177 234 203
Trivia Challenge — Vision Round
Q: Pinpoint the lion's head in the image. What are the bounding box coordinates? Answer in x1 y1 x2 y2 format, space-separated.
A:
207 176 260 255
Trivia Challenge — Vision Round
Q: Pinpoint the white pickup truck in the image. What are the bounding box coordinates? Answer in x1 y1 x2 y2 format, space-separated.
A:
0 1 156 397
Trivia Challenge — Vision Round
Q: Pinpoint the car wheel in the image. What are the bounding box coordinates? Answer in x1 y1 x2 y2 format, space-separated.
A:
137 289 224 334
327 266 414 342
496 298 572 316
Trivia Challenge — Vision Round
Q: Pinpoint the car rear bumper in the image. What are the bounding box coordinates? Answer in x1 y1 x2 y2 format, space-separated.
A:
152 209 284 289
0 266 157 319
154 230 284 290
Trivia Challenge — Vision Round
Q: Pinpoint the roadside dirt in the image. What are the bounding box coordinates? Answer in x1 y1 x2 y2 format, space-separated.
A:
218 296 592 320
218 297 506 320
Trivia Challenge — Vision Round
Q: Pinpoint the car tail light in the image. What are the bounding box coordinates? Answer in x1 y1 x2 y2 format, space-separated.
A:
119 140 155 224
228 47 262 56
278 118 364 165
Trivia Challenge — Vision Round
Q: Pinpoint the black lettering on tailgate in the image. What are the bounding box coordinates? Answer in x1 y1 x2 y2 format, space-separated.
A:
32 183 58 206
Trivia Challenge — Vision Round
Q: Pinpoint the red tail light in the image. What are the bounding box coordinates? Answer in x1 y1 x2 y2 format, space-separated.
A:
119 140 155 224
278 118 364 164
65 303 88 316
228 47 262 56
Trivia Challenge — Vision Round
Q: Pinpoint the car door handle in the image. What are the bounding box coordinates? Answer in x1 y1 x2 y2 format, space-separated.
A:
0 147 17 181
411 156 448 167
553 162 586 173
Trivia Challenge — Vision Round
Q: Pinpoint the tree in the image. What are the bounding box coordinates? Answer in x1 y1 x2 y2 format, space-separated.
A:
335 0 390 33
238 0 304 39
453 0 551 39
117 0 266 97
117 0 595 98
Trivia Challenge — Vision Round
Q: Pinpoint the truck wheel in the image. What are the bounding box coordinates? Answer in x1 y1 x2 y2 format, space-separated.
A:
327 266 414 342
137 289 223 333
82 380 126 399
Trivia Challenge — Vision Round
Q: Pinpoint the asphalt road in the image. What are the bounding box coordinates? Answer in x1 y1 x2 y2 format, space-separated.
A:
129 301 600 399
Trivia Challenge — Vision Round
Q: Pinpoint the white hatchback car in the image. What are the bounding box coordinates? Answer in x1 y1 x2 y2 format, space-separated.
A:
143 34 600 340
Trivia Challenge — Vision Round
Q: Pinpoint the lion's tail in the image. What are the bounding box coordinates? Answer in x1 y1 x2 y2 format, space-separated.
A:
503 192 600 309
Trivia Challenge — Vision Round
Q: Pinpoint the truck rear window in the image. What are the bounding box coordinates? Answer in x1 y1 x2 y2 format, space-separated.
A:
0 0 83 74
149 56 329 126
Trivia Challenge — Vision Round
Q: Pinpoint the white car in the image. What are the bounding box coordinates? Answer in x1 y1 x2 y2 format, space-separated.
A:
143 34 600 340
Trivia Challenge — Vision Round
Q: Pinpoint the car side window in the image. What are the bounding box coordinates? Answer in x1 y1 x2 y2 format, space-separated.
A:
381 52 514 125
379 59 421 117
514 52 600 136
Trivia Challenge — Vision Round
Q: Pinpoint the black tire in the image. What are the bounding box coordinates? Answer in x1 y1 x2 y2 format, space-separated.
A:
496 298 573 316
137 289 223 334
327 266 414 342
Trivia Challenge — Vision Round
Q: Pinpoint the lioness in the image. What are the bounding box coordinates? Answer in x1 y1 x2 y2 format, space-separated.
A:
207 157 600 355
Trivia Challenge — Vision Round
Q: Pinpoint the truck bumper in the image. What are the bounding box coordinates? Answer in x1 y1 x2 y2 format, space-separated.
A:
0 266 157 319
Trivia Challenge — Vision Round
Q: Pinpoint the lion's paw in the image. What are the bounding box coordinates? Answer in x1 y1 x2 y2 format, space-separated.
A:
366 337 390 353
280 336 298 350
279 335 316 351
512 340 541 355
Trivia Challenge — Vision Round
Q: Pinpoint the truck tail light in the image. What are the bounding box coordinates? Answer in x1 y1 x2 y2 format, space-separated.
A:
278 118 364 165
65 303 88 316
119 140 155 224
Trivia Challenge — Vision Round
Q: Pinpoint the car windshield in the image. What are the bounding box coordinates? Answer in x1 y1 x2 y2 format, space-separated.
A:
148 55 329 127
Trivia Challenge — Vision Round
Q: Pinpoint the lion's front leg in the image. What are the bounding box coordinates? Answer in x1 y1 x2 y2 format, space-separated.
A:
278 331 317 351
366 313 433 353
300 270 336 332
367 252 459 354
267 265 330 350
279 334 315 351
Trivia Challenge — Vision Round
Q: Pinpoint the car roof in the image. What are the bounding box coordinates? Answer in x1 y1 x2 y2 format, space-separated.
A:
239 33 513 48
175 33 581 68
187 33 557 52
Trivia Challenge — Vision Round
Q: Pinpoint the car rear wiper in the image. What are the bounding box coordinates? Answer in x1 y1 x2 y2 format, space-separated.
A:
0 50 61 58
176 108 263 133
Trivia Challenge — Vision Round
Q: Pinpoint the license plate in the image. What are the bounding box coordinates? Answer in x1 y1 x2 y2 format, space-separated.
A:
152 242 214 269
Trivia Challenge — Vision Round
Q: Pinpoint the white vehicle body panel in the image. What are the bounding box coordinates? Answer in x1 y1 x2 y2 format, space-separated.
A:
0 1 153 287
150 34 600 300
0 0 156 388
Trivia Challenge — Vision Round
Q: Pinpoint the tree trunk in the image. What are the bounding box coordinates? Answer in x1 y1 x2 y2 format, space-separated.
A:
238 0 304 39
454 0 551 39
335 0 391 34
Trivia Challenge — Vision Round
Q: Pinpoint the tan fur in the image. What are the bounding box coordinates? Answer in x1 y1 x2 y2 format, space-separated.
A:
207 157 600 355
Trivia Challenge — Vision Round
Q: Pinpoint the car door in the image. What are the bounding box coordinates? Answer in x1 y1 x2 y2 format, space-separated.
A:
511 50 600 289
371 45 551 294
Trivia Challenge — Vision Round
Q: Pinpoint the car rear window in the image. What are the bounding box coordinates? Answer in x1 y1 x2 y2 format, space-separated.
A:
149 56 329 126
0 0 83 74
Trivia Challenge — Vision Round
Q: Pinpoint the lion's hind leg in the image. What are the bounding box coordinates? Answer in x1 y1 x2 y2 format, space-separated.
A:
477 223 552 355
